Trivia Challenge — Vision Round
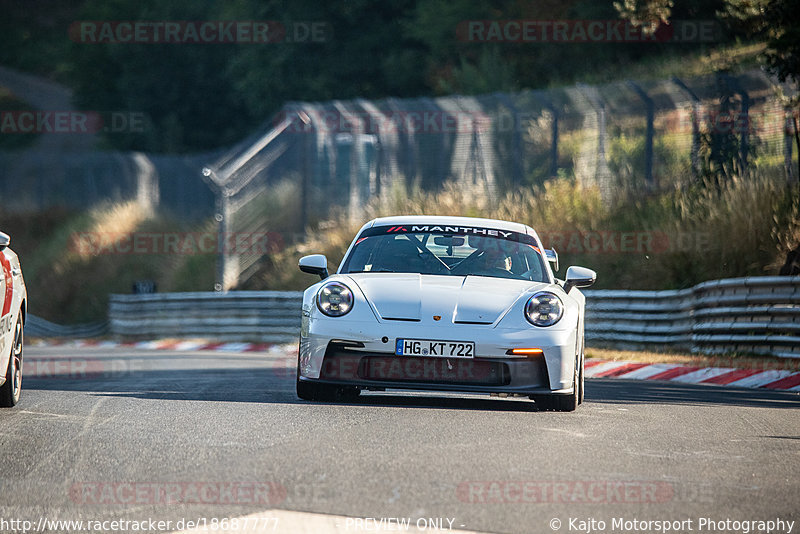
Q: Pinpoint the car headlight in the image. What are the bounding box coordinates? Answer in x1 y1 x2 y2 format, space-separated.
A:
525 291 563 327
316 281 354 317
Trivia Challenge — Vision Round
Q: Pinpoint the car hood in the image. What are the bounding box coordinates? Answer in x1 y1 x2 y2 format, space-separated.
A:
344 273 549 324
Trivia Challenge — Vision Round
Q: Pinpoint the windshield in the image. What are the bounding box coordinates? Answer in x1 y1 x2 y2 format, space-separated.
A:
340 225 547 282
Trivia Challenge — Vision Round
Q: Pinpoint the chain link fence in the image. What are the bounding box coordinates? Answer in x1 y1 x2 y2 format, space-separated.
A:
202 68 799 290
0 150 215 220
5 68 794 291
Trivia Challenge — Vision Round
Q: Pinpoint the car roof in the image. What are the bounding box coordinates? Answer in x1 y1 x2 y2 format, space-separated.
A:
367 215 534 236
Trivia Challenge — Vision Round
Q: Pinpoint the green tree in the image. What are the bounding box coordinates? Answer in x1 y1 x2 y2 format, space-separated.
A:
68 0 253 152
762 0 800 89
613 0 673 34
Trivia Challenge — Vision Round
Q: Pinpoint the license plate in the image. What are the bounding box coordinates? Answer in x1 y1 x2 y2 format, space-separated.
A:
395 338 474 358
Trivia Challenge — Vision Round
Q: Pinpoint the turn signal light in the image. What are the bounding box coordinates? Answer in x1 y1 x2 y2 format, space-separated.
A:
507 348 544 356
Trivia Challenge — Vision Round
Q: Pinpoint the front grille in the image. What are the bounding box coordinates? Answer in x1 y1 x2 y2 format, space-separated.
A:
360 356 509 386
319 343 511 386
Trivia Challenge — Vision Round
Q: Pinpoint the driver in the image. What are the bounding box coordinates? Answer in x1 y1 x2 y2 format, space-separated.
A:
469 237 512 274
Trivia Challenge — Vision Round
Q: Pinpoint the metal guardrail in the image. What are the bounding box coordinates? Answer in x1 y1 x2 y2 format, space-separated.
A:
584 276 800 358
26 314 109 338
205 69 799 291
108 291 303 343
101 276 800 357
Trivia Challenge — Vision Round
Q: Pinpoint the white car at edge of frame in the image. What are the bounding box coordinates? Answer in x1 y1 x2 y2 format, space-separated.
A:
0 231 27 407
296 216 596 412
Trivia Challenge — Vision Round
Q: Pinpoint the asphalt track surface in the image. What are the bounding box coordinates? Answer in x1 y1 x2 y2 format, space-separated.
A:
0 344 798 534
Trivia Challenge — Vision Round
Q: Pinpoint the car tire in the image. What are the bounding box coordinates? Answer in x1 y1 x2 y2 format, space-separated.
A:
295 359 359 402
532 392 577 412
578 343 585 405
297 379 359 402
296 377 337 401
0 315 23 408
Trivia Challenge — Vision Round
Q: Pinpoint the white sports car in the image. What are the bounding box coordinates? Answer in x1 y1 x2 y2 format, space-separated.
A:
296 216 596 411
0 231 26 407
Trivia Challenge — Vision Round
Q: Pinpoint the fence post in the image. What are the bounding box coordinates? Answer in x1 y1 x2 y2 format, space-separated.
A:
785 110 796 183
722 73 751 175
576 83 612 203
533 91 560 179
218 191 231 291
297 110 311 236
494 92 524 188
550 105 559 179
202 166 225 292
671 76 701 178
627 81 655 189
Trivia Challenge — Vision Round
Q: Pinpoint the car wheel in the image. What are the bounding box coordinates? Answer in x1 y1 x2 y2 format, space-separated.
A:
0 315 23 407
532 392 577 412
295 354 331 401
297 380 359 402
296 377 337 401
578 351 585 405
295 358 359 402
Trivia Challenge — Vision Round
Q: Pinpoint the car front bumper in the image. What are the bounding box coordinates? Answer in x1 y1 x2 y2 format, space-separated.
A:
298 319 579 395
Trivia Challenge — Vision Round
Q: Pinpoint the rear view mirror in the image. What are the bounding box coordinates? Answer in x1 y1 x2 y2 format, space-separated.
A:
433 236 465 247
545 248 559 272
0 232 10 251
299 254 329 280
564 266 596 293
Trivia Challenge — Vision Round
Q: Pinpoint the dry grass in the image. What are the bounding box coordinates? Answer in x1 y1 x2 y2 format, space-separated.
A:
8 167 799 327
3 201 216 322
255 179 607 289
70 201 151 260
670 169 800 280
254 170 799 291
587 347 800 371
